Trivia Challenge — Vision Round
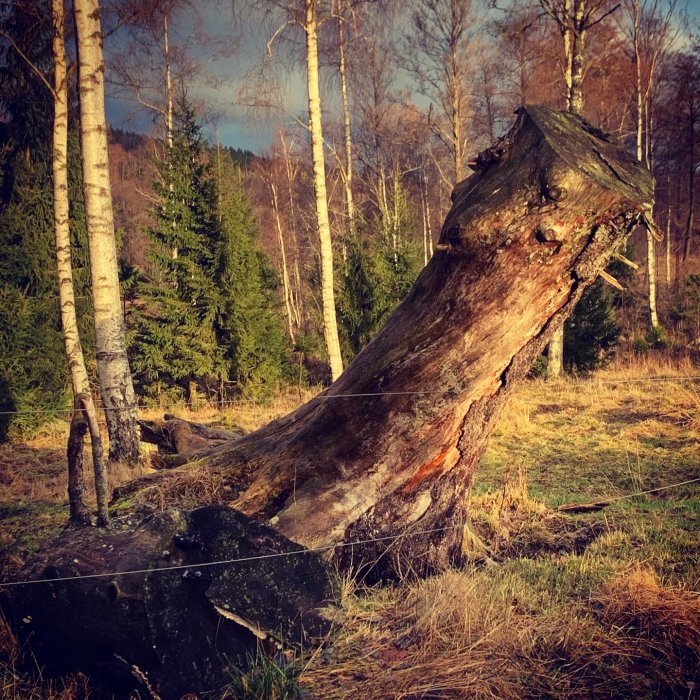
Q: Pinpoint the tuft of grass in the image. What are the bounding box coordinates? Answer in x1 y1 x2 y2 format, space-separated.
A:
132 464 228 511
223 651 303 700
596 566 700 676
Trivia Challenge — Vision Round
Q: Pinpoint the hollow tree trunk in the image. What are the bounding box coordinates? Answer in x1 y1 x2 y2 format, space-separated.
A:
118 106 653 580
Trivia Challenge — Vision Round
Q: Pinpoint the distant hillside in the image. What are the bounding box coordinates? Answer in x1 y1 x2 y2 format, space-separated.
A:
109 127 150 152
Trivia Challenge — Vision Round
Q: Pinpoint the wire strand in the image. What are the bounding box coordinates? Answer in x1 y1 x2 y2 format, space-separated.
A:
2 476 699 589
1 377 699 416
0 524 460 588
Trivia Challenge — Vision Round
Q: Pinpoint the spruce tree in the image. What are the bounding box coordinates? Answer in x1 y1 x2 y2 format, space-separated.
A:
131 101 289 401
564 279 621 372
338 199 421 360
130 99 223 400
216 154 289 400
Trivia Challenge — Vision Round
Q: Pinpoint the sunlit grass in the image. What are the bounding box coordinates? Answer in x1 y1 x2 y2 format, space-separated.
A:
1 358 698 698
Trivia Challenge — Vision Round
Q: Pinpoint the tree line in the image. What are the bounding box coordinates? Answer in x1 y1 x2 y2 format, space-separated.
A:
0 0 699 524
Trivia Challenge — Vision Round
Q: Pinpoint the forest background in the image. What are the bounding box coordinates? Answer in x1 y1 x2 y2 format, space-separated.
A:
1 0 699 443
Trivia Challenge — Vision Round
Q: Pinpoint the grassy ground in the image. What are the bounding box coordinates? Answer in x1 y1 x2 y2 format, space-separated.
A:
1 356 698 698
298 356 700 699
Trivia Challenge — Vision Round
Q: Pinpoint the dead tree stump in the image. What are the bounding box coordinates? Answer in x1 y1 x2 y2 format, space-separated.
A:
6 105 654 696
116 106 652 579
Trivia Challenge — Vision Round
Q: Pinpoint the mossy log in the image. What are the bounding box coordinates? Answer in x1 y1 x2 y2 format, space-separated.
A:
118 106 652 579
9 507 337 698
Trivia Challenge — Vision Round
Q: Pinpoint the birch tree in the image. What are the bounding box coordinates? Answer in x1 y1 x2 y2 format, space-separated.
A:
538 0 617 378
74 0 140 465
406 0 479 185
259 0 344 380
1 0 112 519
52 0 111 524
623 0 681 328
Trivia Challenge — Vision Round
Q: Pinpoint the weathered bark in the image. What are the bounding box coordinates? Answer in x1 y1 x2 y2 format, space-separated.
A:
11 506 337 699
8 106 653 697
66 405 91 525
116 106 653 579
74 0 140 465
547 0 575 381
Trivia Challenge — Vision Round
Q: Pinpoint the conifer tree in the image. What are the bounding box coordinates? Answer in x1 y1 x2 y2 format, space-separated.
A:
216 154 289 400
338 216 421 360
131 103 290 401
130 99 223 400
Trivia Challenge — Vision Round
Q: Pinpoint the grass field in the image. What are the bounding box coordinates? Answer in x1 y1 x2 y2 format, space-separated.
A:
0 356 698 698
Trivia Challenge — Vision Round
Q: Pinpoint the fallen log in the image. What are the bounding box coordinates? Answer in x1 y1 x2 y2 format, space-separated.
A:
8 506 337 698
116 105 654 579
138 416 246 469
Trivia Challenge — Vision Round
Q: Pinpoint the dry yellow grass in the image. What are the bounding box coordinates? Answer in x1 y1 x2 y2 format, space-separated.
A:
301 563 700 699
1 361 698 699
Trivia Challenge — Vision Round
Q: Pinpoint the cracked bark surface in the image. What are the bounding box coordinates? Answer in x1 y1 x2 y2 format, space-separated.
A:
116 106 653 580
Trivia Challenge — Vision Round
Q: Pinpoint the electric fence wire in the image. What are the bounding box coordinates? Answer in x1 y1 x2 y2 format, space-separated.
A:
0 376 699 416
2 476 699 589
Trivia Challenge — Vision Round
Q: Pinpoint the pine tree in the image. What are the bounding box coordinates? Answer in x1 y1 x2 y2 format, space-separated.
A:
564 279 620 372
130 99 223 400
338 212 421 360
216 156 289 399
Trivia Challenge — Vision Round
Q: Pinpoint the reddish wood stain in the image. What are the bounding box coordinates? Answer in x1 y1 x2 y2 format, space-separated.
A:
401 448 451 495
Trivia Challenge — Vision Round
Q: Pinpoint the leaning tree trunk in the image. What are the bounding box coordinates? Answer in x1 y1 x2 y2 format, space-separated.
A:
118 106 654 579
74 0 140 465
9 107 653 697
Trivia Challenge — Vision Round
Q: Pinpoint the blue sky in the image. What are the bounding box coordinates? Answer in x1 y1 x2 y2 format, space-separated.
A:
105 0 700 154
105 3 309 153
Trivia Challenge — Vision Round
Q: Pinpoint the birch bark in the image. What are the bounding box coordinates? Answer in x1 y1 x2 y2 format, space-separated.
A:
53 0 110 524
305 0 344 380
74 0 140 465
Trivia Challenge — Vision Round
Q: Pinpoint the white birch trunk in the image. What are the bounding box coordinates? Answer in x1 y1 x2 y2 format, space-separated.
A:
305 0 344 380
164 12 173 150
569 0 586 114
74 0 140 465
633 0 659 328
53 0 110 524
271 181 296 344
450 42 464 183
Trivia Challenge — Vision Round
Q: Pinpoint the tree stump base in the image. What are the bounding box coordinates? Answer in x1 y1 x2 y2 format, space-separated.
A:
9 506 338 698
